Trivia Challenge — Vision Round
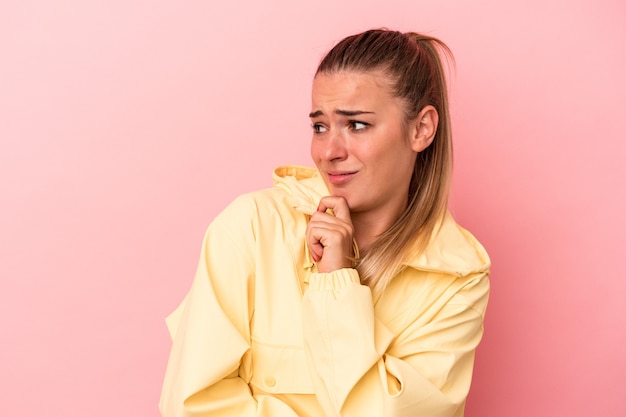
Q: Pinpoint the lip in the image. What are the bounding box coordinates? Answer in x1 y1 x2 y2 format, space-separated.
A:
326 170 357 185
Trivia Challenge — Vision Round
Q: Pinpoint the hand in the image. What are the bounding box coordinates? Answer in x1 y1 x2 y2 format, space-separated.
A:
306 196 354 273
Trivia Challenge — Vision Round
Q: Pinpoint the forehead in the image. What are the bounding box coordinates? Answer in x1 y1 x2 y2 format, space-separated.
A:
311 71 395 109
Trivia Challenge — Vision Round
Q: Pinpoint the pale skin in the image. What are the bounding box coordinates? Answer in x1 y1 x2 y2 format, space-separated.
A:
306 71 438 273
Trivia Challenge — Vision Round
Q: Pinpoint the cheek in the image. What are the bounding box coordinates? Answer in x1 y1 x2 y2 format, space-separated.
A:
310 140 321 165
377 141 416 175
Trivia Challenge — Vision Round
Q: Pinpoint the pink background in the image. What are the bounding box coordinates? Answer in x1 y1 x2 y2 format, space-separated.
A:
1 1 625 416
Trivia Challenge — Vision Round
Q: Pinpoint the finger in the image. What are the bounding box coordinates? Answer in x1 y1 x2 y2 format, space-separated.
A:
307 231 324 262
317 196 352 223
306 222 327 263
306 220 354 271
308 213 352 241
307 221 347 263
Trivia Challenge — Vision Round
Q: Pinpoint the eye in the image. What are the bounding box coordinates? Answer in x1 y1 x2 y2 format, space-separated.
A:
349 120 369 131
312 123 328 134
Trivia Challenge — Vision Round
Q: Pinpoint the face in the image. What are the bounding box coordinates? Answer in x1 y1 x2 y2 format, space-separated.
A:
310 71 419 221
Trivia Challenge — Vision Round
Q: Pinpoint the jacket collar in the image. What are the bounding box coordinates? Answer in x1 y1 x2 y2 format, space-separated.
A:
273 165 327 216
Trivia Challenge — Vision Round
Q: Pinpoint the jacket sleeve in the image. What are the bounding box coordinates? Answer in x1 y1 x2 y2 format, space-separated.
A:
159 196 296 417
301 268 489 417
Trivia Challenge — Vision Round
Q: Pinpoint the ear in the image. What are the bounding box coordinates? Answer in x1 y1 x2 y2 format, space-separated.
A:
409 105 439 152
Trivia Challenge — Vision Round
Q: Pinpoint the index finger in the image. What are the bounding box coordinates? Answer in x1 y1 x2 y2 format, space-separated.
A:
317 196 352 223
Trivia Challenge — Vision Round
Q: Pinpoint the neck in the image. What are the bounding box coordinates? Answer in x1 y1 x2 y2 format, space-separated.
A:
351 203 405 254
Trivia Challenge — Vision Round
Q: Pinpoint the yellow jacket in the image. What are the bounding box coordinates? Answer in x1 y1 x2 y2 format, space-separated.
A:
160 166 490 417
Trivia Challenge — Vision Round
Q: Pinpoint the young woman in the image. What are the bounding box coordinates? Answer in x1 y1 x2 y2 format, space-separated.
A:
160 29 490 417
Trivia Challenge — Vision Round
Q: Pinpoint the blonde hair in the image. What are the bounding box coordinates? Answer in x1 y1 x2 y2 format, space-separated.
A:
316 29 454 296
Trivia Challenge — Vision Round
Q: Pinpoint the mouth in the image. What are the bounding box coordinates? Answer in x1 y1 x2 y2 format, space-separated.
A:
326 170 357 185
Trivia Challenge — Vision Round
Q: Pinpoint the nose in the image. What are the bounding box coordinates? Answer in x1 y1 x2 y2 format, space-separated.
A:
323 130 348 162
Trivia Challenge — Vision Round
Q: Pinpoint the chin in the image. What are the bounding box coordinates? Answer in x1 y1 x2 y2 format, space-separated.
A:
338 194 362 212
327 187 350 201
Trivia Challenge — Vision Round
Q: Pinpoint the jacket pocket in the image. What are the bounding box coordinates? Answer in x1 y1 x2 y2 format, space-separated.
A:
248 338 315 394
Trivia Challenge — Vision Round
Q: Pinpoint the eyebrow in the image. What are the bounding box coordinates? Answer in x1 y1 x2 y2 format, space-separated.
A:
309 109 375 118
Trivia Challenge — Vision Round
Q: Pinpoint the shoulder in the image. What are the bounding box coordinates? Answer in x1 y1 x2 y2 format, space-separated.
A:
207 182 308 247
211 164 325 230
404 212 490 278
